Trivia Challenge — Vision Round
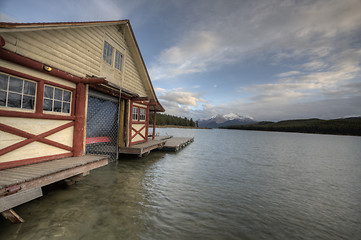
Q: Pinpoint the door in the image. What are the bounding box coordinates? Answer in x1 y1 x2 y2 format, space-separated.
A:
86 90 119 160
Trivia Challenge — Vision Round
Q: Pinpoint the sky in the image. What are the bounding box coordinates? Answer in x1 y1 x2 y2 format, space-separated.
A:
1 0 360 121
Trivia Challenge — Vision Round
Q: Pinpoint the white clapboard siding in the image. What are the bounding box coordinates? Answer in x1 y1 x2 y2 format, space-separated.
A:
1 23 149 97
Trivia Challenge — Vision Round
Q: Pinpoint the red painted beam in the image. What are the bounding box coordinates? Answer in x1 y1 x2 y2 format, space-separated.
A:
0 153 73 170
152 111 156 140
73 83 86 156
0 122 74 156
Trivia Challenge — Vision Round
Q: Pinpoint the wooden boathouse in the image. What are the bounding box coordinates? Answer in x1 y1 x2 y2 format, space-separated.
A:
0 20 165 222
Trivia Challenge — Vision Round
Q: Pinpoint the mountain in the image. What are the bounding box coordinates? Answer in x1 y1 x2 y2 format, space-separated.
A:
198 113 257 128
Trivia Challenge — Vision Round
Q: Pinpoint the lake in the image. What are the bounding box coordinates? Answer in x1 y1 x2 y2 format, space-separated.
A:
1 129 361 239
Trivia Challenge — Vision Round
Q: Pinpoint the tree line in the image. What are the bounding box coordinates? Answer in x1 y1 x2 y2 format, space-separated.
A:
220 117 361 136
149 113 197 127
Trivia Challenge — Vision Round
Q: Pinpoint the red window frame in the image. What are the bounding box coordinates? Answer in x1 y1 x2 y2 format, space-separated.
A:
0 67 76 120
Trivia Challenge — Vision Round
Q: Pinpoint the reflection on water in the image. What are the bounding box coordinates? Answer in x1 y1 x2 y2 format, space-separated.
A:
1 129 361 240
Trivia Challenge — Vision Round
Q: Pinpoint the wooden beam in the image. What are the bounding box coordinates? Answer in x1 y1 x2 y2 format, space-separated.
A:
12 159 108 193
1 209 24 223
0 187 43 212
119 99 125 147
73 83 86 156
152 111 156 140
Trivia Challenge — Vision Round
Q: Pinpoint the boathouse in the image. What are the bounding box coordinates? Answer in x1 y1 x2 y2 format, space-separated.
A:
0 20 164 222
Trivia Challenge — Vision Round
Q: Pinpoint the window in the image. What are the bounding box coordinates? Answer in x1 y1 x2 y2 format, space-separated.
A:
0 73 36 110
139 108 146 121
115 50 123 71
43 85 71 114
103 41 114 65
132 107 138 121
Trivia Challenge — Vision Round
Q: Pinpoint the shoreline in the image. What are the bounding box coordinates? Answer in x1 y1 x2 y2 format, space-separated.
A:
152 125 209 129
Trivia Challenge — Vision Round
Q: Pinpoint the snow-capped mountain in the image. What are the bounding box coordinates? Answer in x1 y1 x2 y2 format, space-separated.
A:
198 113 256 128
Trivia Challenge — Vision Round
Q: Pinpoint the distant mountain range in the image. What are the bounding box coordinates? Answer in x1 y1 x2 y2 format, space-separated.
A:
198 113 257 128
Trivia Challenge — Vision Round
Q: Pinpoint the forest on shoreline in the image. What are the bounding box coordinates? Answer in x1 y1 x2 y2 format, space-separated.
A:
149 113 197 127
220 117 361 136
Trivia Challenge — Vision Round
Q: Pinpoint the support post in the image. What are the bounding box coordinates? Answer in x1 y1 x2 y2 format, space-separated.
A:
1 209 24 223
73 83 86 157
152 111 156 140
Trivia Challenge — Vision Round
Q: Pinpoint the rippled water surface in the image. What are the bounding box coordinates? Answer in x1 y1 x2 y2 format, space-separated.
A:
1 129 361 239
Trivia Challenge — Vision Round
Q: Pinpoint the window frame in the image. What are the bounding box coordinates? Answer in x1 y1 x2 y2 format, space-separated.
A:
0 73 37 112
139 108 146 121
103 41 114 66
114 50 123 71
102 40 124 72
132 107 138 121
43 84 72 115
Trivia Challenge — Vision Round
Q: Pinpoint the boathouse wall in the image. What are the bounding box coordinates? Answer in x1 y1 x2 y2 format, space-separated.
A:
0 21 164 169
0 25 147 96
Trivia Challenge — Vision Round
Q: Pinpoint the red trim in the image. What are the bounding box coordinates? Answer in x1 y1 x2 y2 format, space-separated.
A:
0 20 130 29
0 153 73 170
0 48 107 84
0 35 5 47
0 66 76 91
131 139 147 145
146 107 149 138
73 83 86 156
152 111 156 140
89 84 120 98
0 122 74 156
131 105 147 124
0 110 75 120
0 67 76 118
35 81 44 114
71 87 76 116
86 137 112 144
129 101 133 146
129 101 150 146
131 125 146 140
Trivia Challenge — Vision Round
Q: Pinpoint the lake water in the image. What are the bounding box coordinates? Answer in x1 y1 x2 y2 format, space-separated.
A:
1 129 361 240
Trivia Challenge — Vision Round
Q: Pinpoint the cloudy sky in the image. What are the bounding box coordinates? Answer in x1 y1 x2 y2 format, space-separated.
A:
1 0 360 121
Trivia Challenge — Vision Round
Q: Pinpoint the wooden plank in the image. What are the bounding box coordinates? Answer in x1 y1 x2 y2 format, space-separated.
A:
0 187 43 212
1 209 24 223
14 158 108 192
162 137 194 152
0 155 109 190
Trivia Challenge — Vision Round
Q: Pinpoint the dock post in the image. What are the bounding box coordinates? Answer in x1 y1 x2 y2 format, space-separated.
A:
152 111 156 140
1 209 24 223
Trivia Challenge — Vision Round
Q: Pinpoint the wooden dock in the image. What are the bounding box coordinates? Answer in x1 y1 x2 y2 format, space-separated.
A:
162 137 194 152
119 136 194 156
0 155 108 223
119 136 172 157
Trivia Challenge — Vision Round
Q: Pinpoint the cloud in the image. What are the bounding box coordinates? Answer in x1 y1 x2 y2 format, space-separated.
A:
276 71 301 78
149 0 361 81
0 13 19 22
244 51 361 103
157 88 206 109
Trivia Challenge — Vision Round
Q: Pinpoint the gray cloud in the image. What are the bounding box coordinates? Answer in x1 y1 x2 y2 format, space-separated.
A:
150 0 361 81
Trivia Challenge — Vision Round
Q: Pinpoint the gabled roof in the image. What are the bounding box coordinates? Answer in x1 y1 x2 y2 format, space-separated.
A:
0 20 164 112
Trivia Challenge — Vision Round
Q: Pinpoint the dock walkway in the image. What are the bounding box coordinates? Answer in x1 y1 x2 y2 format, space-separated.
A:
119 136 194 157
162 137 194 152
119 136 172 157
0 155 108 223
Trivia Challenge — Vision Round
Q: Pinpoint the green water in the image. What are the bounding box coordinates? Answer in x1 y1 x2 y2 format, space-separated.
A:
1 129 361 239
